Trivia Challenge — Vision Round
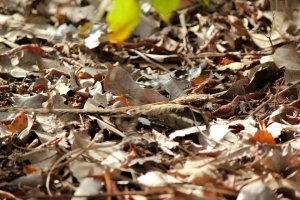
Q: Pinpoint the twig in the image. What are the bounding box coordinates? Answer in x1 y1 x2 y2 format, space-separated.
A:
28 189 173 199
129 49 171 72
46 130 105 196
0 94 215 115
0 190 21 200
0 36 20 49
190 51 272 59
0 85 10 92
28 182 238 199
178 10 188 53
199 29 220 53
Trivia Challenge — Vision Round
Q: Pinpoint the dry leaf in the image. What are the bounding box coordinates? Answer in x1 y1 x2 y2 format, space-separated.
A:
72 177 103 200
104 65 167 105
237 181 276 200
272 43 300 83
218 62 245 71
251 130 275 145
6 112 28 134
23 165 38 174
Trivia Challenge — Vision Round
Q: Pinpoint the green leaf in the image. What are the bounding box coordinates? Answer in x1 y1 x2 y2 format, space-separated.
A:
151 0 180 23
106 0 141 42
198 0 210 7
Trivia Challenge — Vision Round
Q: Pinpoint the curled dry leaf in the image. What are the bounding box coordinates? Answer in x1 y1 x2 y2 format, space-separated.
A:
6 112 28 134
251 130 275 145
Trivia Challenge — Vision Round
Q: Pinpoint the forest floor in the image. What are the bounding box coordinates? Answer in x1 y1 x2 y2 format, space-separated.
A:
0 0 300 199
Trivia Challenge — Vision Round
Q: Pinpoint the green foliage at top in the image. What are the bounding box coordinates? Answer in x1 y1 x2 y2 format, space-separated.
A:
151 0 180 23
106 0 210 42
198 0 210 7
106 0 141 42
106 0 180 42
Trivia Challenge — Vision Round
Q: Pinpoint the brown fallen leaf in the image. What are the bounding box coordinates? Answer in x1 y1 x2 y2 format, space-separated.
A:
104 64 167 105
221 79 248 100
212 96 240 118
103 64 140 94
245 62 279 93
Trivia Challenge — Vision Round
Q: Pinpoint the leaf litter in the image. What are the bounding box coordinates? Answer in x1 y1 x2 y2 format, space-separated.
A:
0 0 300 199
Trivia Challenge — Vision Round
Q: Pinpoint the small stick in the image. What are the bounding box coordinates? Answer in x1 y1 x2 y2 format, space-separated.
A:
190 51 272 59
0 94 215 115
130 49 171 72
